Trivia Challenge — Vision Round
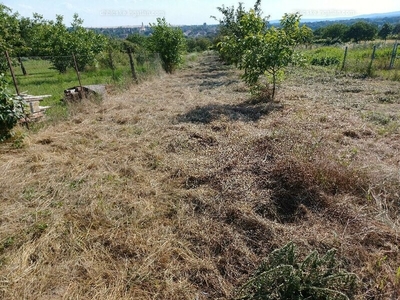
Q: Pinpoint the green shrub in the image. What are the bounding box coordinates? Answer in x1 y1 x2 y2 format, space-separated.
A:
311 56 341 66
305 47 343 67
236 242 357 300
0 74 27 141
148 18 186 74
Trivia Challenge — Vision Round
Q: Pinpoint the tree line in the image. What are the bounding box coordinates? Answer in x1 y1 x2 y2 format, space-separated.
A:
0 4 108 73
314 21 400 44
0 3 188 140
2 1 398 76
0 4 191 75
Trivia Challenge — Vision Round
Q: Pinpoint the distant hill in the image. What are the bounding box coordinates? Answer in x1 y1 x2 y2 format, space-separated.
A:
89 11 400 39
353 11 400 19
280 10 400 23
301 17 400 31
299 11 400 30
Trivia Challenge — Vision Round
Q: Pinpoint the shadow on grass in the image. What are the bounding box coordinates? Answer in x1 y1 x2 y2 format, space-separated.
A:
177 100 283 124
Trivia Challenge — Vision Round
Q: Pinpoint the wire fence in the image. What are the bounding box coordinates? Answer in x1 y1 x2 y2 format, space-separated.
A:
2 41 399 102
305 41 400 79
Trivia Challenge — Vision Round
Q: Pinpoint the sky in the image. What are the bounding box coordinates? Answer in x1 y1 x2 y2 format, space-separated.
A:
3 0 400 27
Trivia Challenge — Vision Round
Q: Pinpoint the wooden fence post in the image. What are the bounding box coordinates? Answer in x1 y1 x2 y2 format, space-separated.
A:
108 49 116 81
4 51 20 95
17 57 27 76
389 41 398 70
72 53 84 98
367 45 376 76
127 49 138 83
341 46 348 71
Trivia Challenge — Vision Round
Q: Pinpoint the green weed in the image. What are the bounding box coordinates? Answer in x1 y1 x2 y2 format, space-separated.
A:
236 242 357 300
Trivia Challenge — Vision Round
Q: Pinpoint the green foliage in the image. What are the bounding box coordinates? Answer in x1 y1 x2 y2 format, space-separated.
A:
215 2 310 100
148 18 186 74
378 23 393 40
236 242 358 300
306 46 342 68
27 14 54 57
213 0 266 65
0 74 26 141
24 13 106 73
186 37 212 52
346 21 378 42
126 33 150 66
299 25 314 45
0 4 21 72
301 43 400 78
322 24 348 40
0 4 21 54
126 33 148 49
218 8 266 66
393 23 400 37
319 23 349 44
311 56 341 66
69 14 107 71
48 15 70 73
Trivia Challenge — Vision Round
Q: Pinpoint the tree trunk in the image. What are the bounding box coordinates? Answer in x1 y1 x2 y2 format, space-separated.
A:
18 57 27 76
108 50 116 81
127 49 138 83
272 70 276 101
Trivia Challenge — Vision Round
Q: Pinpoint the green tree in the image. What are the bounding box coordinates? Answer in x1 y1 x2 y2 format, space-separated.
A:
186 37 212 52
346 21 378 42
243 13 307 99
126 33 148 49
197 37 212 52
322 23 349 43
219 5 309 100
0 4 21 72
313 27 325 39
299 24 314 46
393 23 400 38
16 17 34 69
212 0 266 65
218 7 267 67
38 13 107 73
378 23 393 40
148 18 186 74
27 14 54 57
0 4 20 53
126 33 149 66
48 15 70 73
69 14 107 71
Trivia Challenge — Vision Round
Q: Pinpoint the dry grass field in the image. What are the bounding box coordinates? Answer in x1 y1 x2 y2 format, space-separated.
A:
1 52 399 299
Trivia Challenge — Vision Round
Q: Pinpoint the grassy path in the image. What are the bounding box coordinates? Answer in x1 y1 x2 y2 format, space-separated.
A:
1 52 399 299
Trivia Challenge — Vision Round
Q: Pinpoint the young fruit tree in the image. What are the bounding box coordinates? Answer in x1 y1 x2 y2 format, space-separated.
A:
241 12 309 100
217 1 311 100
148 18 186 74
212 0 265 65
